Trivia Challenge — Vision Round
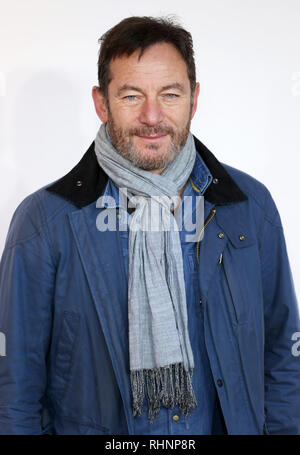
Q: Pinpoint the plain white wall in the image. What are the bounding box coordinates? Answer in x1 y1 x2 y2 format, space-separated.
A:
0 0 299 303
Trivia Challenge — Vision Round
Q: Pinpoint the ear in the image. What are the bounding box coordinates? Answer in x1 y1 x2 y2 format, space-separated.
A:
91 86 108 122
191 82 200 119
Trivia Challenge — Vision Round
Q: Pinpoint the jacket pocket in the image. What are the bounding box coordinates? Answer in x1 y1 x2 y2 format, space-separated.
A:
219 251 250 325
53 311 81 403
221 260 239 325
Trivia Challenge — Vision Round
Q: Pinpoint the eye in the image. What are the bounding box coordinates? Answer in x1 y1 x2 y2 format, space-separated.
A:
124 95 138 101
163 93 179 99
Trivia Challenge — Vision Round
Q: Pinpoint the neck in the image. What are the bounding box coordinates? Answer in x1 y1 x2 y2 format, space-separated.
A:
149 166 166 175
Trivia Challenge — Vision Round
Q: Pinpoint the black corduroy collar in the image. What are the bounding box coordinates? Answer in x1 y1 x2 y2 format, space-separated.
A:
46 135 247 208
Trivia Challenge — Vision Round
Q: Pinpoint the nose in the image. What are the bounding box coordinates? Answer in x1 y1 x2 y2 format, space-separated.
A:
138 97 163 126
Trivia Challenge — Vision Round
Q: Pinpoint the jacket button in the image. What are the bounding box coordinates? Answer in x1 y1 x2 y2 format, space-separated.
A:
217 379 223 387
76 180 83 187
199 299 203 305
239 235 245 241
117 213 121 219
218 232 224 239
173 414 180 422
213 178 219 184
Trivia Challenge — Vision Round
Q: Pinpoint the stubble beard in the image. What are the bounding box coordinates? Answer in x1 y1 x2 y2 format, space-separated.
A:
106 106 192 172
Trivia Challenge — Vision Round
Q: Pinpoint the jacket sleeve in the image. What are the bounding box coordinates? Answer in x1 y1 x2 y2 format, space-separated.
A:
0 192 55 434
259 187 300 434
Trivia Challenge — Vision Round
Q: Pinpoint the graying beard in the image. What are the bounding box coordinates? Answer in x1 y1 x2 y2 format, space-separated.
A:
106 108 191 171
120 140 181 171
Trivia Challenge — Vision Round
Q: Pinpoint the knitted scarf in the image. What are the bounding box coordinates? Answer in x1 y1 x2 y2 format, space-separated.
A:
94 122 197 422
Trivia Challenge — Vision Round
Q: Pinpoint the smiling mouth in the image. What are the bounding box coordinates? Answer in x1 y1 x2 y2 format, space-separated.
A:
136 134 167 141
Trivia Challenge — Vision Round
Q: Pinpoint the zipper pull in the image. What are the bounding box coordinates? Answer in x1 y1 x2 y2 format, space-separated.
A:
218 253 223 264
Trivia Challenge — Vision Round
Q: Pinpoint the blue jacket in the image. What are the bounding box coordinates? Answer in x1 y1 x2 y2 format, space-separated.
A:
0 136 299 435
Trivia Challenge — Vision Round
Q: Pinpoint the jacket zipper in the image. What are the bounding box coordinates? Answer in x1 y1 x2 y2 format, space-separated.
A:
196 208 216 263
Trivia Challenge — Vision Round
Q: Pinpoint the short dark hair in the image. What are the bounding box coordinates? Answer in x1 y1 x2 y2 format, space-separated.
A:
97 16 196 102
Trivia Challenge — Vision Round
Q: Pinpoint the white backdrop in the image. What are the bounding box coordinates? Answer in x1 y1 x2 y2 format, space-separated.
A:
0 0 299 304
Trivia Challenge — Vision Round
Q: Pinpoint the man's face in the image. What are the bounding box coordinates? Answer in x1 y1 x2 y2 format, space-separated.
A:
93 42 200 173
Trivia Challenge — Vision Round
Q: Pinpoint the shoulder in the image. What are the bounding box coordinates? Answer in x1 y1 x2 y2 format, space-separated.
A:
222 162 282 227
3 179 76 249
221 163 267 206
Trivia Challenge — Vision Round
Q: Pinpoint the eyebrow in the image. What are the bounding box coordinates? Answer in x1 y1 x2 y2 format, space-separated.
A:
116 82 186 97
160 83 186 93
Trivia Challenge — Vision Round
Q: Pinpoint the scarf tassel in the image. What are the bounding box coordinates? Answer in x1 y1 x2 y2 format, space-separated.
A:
130 362 197 423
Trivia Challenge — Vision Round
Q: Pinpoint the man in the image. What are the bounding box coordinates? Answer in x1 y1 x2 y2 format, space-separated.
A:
0 16 299 435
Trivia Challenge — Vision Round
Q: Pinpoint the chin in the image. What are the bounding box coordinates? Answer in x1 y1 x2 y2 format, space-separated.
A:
141 148 169 161
140 152 173 171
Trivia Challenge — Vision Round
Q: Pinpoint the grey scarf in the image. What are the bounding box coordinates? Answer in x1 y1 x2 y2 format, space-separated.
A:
94 122 197 422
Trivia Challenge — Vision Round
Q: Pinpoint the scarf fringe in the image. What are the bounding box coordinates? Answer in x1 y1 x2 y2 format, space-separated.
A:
130 362 197 423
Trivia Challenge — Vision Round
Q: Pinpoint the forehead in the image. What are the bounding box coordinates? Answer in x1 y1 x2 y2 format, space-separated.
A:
108 42 190 89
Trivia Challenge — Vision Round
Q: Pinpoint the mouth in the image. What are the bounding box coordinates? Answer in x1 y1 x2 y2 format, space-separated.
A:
136 134 167 142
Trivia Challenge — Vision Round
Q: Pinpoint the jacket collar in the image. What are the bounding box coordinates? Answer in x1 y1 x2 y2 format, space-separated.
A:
46 135 248 207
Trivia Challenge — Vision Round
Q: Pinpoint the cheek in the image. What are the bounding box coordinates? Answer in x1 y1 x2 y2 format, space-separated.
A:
111 108 137 128
164 104 191 124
